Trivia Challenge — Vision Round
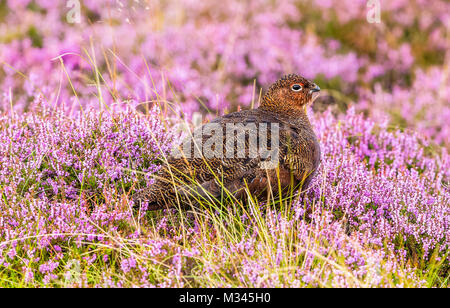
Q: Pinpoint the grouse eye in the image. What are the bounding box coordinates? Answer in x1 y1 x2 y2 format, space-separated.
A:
291 84 302 92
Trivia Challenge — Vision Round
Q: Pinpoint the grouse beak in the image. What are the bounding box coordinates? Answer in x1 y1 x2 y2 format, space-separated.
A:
309 84 321 102
310 85 321 94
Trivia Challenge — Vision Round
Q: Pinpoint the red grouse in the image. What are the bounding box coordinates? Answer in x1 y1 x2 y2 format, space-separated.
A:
134 74 321 210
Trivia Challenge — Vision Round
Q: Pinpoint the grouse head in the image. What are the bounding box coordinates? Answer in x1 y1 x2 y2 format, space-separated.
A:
261 74 320 112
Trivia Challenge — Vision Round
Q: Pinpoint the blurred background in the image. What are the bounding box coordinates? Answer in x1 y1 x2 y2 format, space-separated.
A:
0 0 448 146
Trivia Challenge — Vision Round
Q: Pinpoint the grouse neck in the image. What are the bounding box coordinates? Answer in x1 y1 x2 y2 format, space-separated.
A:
259 103 311 126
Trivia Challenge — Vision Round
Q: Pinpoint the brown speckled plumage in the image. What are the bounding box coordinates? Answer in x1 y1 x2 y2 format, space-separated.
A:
133 74 321 210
